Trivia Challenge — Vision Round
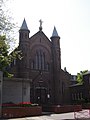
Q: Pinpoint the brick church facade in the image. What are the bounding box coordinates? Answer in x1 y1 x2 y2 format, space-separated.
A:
3 19 71 105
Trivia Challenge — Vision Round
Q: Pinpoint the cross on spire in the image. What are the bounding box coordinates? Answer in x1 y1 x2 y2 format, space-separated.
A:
39 19 43 31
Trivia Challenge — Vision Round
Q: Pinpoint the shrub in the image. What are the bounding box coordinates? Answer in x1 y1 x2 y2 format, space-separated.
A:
1 102 39 108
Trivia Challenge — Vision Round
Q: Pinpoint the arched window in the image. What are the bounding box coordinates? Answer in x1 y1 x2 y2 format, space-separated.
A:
35 52 39 69
72 94 74 100
46 63 49 71
19 33 23 39
31 50 49 71
25 33 27 39
38 50 41 70
31 60 34 69
42 52 45 70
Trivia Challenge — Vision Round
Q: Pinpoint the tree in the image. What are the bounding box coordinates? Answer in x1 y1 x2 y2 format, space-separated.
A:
0 35 21 77
0 0 22 77
77 70 88 84
0 0 16 50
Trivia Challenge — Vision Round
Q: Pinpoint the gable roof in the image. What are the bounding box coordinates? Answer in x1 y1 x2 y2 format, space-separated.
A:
30 30 51 43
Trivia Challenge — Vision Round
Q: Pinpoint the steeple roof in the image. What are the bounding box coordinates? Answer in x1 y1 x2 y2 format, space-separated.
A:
20 18 29 30
52 26 59 37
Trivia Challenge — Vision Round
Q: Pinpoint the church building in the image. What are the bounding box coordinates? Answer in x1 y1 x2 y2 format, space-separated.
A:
2 19 71 105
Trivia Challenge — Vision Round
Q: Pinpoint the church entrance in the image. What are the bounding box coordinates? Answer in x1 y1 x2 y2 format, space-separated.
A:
30 71 50 105
35 87 47 105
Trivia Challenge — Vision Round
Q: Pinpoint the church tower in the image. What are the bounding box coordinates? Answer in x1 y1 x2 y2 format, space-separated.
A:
51 26 61 104
18 19 30 78
19 18 30 43
51 26 61 70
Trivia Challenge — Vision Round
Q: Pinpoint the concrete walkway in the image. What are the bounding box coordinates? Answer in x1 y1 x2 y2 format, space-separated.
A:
5 112 75 120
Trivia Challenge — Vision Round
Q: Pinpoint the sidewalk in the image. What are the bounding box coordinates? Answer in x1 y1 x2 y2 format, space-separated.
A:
6 112 75 120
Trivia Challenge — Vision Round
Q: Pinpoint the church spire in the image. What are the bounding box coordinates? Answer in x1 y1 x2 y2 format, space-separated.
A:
19 19 30 43
20 18 29 30
52 26 59 37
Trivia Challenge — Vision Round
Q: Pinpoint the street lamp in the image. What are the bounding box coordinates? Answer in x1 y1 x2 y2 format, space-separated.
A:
47 94 50 104
47 94 50 99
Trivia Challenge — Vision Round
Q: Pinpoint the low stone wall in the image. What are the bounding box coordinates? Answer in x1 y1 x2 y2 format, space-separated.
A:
82 104 90 109
43 105 82 113
1 105 82 118
2 106 42 118
54 105 82 113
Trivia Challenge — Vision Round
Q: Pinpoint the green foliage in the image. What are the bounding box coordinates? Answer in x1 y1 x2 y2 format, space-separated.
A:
77 70 88 84
0 35 22 77
0 0 15 34
0 0 22 77
0 0 17 50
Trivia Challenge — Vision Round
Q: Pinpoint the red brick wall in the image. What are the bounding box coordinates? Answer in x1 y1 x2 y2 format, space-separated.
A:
2 106 42 118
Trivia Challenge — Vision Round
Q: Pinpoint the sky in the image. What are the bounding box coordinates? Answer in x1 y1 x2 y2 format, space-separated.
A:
5 0 90 75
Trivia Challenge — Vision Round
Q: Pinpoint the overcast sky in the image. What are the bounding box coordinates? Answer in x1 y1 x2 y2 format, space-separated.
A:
5 0 90 75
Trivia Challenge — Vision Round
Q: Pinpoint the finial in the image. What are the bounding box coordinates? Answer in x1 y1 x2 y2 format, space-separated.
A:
39 19 43 31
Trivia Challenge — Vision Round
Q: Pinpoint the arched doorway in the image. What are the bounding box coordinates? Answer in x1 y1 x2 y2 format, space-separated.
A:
30 71 50 105
35 87 47 105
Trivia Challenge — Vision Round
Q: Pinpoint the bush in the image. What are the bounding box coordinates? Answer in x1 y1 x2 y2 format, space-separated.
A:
1 102 17 107
17 102 39 107
1 102 39 108
18 102 32 107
